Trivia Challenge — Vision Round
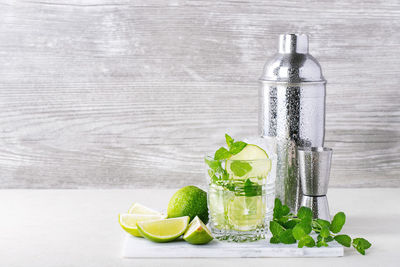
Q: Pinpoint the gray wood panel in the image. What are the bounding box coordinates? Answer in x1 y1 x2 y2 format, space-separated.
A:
0 0 399 188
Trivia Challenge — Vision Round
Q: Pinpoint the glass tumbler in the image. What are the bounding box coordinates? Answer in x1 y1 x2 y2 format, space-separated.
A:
205 146 276 242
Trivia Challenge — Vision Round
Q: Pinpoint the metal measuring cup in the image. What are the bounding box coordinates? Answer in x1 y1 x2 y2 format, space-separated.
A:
297 147 333 221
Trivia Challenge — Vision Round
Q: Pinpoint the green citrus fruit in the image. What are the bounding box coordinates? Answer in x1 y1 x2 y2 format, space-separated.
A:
183 216 213 245
167 186 209 224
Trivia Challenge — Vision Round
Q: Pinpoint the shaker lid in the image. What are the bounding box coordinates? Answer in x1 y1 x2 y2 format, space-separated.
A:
259 34 326 83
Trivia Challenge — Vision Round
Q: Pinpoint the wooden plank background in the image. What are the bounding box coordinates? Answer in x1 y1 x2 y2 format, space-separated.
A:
0 0 399 188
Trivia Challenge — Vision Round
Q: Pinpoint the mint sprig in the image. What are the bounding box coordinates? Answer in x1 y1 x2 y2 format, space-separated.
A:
269 198 372 255
214 147 231 161
215 134 248 160
205 134 251 186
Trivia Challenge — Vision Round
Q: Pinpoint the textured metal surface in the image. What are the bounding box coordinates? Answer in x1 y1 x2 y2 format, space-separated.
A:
259 34 326 212
260 34 326 83
301 195 330 221
298 147 333 196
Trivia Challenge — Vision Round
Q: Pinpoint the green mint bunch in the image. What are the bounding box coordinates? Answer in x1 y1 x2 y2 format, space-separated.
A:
269 198 371 255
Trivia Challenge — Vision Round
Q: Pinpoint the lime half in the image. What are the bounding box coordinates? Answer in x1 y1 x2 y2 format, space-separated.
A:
119 213 164 237
137 216 190 243
183 216 214 245
128 203 162 215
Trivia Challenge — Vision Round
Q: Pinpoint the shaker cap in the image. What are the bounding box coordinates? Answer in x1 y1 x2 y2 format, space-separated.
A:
260 34 326 83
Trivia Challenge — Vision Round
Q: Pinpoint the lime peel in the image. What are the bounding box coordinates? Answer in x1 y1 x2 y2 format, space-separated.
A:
183 216 214 245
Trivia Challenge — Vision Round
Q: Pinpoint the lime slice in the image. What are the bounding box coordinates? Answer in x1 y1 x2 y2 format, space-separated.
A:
230 144 269 160
119 213 164 237
137 216 190 243
226 144 271 180
227 195 265 231
128 203 162 215
183 216 214 245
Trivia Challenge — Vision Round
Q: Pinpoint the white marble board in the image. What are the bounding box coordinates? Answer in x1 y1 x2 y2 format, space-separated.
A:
122 235 344 258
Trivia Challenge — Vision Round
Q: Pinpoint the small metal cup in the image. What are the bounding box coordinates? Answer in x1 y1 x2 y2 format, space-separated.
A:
301 196 330 221
298 147 332 196
298 147 333 220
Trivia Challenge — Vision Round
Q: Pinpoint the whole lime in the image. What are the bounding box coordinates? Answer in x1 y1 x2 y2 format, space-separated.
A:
167 186 209 224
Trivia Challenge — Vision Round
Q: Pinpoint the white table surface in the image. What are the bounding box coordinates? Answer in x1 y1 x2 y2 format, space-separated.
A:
0 188 398 267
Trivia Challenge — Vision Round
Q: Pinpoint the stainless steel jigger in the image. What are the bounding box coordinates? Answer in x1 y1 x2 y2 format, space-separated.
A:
298 147 333 221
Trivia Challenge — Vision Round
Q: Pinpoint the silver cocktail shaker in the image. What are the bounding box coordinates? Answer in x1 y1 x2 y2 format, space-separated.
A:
259 34 326 212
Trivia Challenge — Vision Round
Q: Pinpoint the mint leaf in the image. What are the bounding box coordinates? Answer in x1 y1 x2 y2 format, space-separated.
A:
225 134 234 149
330 212 346 233
353 238 371 255
225 182 235 191
317 240 328 247
298 235 315 248
279 229 296 244
243 179 261 197
354 245 365 255
208 170 220 183
354 238 371 249
222 170 229 180
229 141 247 155
316 235 328 247
297 206 313 221
230 160 252 177
281 205 290 217
320 226 330 238
292 224 306 240
273 198 283 219
273 198 290 221
325 236 334 242
270 221 285 237
334 235 351 247
270 236 280 244
300 221 312 234
214 147 231 160
283 220 298 229
205 158 222 173
316 219 330 229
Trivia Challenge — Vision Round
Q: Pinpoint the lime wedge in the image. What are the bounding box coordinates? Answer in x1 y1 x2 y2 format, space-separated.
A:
227 195 265 231
128 203 162 215
183 216 213 245
226 144 271 179
119 213 164 237
137 216 190 243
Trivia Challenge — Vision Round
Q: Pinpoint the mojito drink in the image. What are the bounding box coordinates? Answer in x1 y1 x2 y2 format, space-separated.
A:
205 135 275 242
